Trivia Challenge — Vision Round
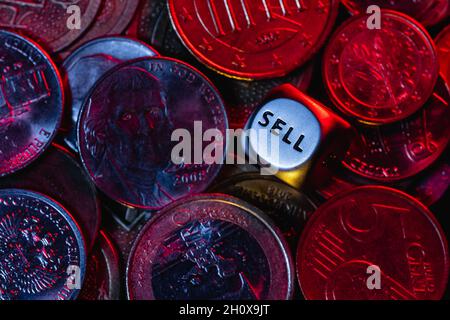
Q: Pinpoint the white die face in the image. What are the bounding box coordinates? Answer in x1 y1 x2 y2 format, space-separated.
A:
245 98 322 171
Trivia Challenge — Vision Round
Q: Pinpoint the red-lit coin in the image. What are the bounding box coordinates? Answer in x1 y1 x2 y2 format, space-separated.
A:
316 157 450 207
343 77 450 182
297 186 449 300
323 10 439 124
341 0 449 27
436 25 450 87
168 0 339 80
0 0 101 52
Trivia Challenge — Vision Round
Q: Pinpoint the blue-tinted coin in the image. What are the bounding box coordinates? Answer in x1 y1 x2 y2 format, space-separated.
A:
0 189 86 300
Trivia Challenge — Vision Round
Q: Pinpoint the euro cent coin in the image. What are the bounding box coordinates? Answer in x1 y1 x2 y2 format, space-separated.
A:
323 10 439 124
343 77 450 182
0 189 86 300
78 57 228 210
0 30 63 177
297 186 449 300
168 0 339 80
127 194 294 300
436 24 450 88
341 0 449 27
0 0 101 52
62 36 158 152
0 144 101 251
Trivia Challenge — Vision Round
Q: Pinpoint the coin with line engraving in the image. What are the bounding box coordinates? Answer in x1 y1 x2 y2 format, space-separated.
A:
62 36 158 151
210 173 318 247
168 0 339 79
0 144 101 251
127 194 294 300
136 0 315 128
297 186 449 300
343 77 450 182
79 230 120 300
0 189 86 300
323 10 439 124
341 0 449 27
0 0 101 52
0 30 63 177
78 57 228 209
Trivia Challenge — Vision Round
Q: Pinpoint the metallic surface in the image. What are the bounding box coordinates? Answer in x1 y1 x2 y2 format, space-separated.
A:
246 98 322 171
135 0 315 129
62 37 158 151
244 84 354 189
210 173 318 247
341 0 449 27
0 189 86 300
0 30 63 177
316 157 450 207
0 0 101 52
126 194 294 300
79 230 120 300
168 0 339 79
436 24 450 88
78 57 228 209
297 186 449 300
65 0 140 48
343 77 450 182
0 144 101 251
323 10 439 124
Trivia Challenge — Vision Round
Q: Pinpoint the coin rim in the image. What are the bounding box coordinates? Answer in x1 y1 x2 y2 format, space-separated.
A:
125 193 295 300
296 185 450 300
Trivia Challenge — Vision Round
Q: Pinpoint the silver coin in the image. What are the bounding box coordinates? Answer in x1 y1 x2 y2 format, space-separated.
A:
0 189 86 300
0 30 63 176
78 57 228 209
62 36 158 151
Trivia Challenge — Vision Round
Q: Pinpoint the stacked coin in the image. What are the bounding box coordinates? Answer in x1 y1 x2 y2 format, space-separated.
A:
0 0 449 301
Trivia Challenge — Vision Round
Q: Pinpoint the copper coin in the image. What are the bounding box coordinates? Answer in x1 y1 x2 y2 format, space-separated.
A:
78 231 120 300
323 10 439 124
436 24 450 87
0 0 101 52
343 77 450 182
316 157 450 207
78 57 228 209
127 194 294 300
0 144 101 251
341 0 449 27
0 30 63 177
137 0 315 128
168 0 339 80
210 173 318 247
65 0 140 50
297 186 449 300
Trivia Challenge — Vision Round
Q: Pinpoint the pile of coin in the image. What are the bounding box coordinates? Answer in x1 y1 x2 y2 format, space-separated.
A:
0 0 449 300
